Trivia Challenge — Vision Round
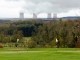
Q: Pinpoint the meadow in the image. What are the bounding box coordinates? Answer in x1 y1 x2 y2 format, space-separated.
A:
0 48 80 60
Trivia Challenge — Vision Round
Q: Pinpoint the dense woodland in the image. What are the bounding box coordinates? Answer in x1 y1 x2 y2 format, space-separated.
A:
0 19 80 48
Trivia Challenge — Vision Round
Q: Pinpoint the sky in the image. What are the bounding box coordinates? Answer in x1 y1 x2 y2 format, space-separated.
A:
0 0 80 18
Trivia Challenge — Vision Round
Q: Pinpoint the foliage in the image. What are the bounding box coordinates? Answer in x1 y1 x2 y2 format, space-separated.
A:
32 19 80 48
0 19 80 48
0 45 3 48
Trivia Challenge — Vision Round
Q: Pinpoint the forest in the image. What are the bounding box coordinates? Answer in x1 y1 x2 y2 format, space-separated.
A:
0 19 80 48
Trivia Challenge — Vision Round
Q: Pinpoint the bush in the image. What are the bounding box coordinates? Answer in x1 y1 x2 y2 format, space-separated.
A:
0 45 3 48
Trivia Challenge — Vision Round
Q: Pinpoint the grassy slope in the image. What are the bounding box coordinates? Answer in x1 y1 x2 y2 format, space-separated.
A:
0 48 80 60
0 51 80 60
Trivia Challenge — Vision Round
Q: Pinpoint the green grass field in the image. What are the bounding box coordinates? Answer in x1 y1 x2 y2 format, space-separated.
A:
0 48 80 60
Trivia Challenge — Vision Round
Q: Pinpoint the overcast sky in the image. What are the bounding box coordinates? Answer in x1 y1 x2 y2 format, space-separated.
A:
0 0 80 18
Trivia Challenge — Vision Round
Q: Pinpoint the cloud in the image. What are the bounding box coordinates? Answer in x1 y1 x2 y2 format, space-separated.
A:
6 0 20 1
1 0 80 18
4 0 80 14
23 0 80 14
0 7 21 18
0 0 25 18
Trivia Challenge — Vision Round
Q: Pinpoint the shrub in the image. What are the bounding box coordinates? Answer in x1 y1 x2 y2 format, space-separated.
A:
0 45 3 48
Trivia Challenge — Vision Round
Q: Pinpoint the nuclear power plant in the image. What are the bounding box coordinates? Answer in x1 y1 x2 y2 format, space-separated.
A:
0 12 59 21
19 12 57 18
0 12 80 21
19 12 57 19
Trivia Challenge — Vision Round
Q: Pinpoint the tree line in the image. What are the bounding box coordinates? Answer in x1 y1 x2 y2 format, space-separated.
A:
0 19 80 48
0 20 43 44
31 19 80 48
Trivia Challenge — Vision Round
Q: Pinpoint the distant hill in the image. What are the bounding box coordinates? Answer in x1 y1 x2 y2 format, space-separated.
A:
62 16 80 20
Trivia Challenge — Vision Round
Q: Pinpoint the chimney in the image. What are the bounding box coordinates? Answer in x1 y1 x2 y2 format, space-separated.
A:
53 14 57 18
33 13 37 18
47 13 51 18
19 12 24 18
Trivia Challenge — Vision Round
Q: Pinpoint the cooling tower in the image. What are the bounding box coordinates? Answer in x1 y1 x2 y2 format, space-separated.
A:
53 14 57 18
19 12 24 18
47 13 51 18
33 13 37 18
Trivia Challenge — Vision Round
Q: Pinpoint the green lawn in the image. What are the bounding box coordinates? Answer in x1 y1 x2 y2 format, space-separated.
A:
0 48 80 60
1 47 80 51
0 51 80 60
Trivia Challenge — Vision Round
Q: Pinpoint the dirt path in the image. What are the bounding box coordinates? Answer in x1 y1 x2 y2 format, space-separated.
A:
0 51 80 54
0 51 44 54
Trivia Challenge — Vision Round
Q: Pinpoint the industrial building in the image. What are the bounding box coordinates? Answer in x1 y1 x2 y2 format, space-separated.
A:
19 12 24 18
33 13 37 18
1 12 80 21
47 13 51 18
